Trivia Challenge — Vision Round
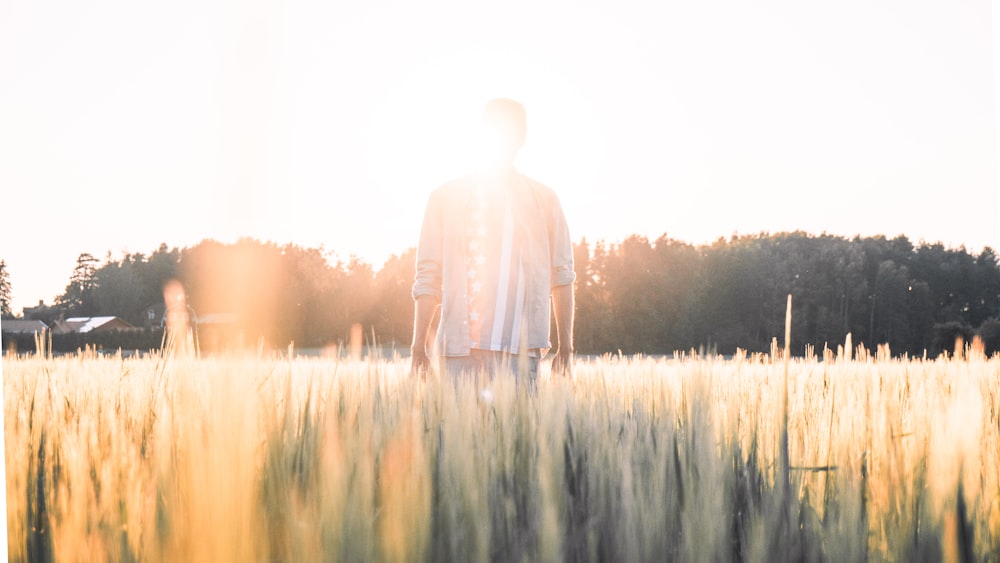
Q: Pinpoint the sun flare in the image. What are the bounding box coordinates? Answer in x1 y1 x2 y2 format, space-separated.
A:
362 51 605 227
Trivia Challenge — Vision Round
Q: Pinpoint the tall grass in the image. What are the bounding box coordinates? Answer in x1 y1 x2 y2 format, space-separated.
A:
4 346 999 561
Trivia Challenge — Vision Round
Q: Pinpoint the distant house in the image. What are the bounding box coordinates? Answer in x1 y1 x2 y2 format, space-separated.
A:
52 316 136 334
20 300 62 325
1 319 49 335
21 300 49 319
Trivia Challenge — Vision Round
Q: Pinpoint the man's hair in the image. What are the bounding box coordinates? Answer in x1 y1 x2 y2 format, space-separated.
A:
482 98 527 136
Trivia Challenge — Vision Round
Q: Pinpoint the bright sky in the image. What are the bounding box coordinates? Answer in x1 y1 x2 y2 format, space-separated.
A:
1 0 996 316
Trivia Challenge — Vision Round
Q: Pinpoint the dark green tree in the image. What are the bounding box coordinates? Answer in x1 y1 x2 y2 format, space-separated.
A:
274 243 343 347
0 259 12 319
693 235 781 353
57 253 100 317
32 232 1000 358
604 235 657 353
974 247 1000 323
573 240 621 354
140 244 182 315
572 239 602 353
93 253 147 325
977 318 1000 356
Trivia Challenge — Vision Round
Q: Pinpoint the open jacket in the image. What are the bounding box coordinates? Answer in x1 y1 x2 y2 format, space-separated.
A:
412 172 576 356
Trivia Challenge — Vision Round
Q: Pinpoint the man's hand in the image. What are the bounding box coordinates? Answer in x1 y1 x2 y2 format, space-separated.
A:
410 346 433 379
551 283 575 377
551 347 573 377
410 295 439 379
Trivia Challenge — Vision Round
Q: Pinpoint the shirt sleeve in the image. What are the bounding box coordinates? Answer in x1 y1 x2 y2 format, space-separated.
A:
549 192 576 288
412 190 444 300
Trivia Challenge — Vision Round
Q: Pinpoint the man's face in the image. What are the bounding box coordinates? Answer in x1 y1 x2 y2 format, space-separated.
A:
477 117 525 170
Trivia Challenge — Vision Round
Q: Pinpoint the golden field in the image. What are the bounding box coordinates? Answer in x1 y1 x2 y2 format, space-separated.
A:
4 345 1000 562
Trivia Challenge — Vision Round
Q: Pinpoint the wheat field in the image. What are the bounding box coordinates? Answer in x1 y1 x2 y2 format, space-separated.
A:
4 342 1000 562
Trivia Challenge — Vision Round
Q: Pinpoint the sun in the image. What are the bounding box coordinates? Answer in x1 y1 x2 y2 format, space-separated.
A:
362 50 605 225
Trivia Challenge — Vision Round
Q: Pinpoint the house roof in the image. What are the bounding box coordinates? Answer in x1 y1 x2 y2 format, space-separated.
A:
1 319 49 334
64 316 132 333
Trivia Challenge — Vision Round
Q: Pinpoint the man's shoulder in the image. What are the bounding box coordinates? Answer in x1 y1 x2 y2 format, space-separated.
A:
423 175 475 212
516 173 561 203
432 174 476 196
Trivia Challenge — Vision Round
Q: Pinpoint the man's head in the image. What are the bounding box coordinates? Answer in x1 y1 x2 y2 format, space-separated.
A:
479 98 526 170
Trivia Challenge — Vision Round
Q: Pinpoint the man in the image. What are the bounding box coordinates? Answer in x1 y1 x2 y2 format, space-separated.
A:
410 98 575 385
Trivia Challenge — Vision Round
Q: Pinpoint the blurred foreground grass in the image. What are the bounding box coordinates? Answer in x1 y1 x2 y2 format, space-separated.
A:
4 347 999 561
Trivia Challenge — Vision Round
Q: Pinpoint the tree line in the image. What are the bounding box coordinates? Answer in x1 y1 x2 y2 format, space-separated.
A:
576 232 1000 357
3 232 1000 356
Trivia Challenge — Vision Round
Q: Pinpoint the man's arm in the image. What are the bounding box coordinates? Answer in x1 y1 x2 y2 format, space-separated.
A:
410 295 439 377
410 188 444 377
551 282 575 376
